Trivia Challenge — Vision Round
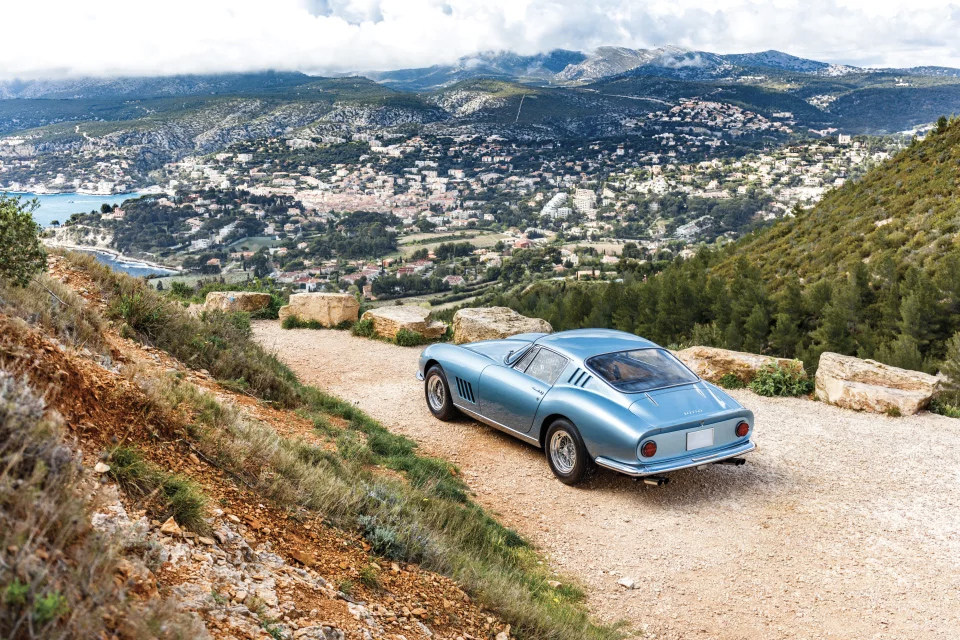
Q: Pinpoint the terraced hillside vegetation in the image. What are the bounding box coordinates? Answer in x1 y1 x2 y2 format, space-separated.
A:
726 116 960 283
0 247 620 639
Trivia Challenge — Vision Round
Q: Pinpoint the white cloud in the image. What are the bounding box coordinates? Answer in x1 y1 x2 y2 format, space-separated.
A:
3 0 960 80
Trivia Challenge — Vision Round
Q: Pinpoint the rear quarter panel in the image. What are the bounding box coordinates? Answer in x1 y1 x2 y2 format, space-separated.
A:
533 383 646 459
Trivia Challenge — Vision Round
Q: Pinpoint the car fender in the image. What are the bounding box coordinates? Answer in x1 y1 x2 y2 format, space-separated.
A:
533 386 647 460
419 343 490 408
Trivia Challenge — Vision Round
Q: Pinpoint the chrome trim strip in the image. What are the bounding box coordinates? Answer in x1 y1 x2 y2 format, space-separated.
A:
416 371 424 381
454 403 541 447
595 441 756 477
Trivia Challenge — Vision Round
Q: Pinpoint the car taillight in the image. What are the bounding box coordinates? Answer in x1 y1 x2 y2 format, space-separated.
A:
735 421 749 437
640 440 657 458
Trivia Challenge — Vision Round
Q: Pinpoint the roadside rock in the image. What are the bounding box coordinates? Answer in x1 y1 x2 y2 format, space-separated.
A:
675 346 803 383
452 307 552 344
617 577 638 589
159 516 182 536
278 293 359 327
362 306 446 340
204 291 272 313
815 352 940 415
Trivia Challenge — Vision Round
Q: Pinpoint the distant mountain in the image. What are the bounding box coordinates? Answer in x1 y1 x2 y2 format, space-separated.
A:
371 47 847 89
554 46 689 83
367 50 587 91
721 50 831 73
0 71 316 100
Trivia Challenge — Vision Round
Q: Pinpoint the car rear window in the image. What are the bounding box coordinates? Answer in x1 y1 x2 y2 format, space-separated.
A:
586 349 698 392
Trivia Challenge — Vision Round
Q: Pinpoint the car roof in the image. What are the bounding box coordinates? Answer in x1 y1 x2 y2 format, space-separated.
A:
534 329 661 360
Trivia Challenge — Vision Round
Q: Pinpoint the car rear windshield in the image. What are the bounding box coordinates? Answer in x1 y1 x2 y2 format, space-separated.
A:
586 348 698 392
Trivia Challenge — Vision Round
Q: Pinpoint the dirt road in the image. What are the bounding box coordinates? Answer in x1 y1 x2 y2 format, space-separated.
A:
253 321 960 639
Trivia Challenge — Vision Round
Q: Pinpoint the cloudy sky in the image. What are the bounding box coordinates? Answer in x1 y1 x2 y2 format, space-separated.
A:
3 0 960 79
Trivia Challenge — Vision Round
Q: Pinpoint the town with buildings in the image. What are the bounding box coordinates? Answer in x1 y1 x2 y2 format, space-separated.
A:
33 97 903 303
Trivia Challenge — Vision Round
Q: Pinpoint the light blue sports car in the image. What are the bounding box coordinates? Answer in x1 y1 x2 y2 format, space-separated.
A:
417 328 755 485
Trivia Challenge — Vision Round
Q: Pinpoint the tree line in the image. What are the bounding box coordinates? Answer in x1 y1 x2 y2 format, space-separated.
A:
482 249 960 375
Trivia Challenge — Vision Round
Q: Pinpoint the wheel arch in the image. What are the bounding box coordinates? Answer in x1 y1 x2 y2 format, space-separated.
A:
538 413 572 449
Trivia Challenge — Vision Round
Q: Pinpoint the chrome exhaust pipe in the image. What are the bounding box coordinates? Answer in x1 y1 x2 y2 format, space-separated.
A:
641 475 670 487
714 457 746 466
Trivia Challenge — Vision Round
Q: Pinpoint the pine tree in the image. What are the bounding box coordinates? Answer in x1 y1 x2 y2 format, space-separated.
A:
769 277 804 357
941 332 960 388
875 334 924 371
742 304 769 354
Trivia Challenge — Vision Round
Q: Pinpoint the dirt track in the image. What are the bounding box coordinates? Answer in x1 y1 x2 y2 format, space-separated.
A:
254 321 960 639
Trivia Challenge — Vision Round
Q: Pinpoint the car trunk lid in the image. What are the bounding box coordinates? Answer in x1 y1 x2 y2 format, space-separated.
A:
628 382 736 431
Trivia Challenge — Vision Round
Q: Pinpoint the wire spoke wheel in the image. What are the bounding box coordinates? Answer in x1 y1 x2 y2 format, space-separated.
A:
549 430 577 475
427 375 446 412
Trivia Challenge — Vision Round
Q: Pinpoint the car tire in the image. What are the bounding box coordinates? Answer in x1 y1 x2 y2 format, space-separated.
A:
544 419 596 486
424 365 459 421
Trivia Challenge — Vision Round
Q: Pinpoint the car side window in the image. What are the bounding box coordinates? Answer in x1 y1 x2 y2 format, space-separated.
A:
513 346 539 373
524 349 569 386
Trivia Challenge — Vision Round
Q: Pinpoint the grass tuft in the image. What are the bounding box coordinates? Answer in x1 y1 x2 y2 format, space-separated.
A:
108 446 209 533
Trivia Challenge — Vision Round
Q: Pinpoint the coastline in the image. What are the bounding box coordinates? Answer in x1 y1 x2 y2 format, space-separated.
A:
42 239 181 274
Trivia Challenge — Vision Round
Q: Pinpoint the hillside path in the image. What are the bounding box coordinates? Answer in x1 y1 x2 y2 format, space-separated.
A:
253 321 960 640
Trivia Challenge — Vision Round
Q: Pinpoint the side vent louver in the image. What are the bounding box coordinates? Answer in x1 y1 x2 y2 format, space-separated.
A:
454 377 476 403
566 368 592 388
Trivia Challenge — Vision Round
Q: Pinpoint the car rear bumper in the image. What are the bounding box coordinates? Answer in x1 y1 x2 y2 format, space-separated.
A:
594 440 757 477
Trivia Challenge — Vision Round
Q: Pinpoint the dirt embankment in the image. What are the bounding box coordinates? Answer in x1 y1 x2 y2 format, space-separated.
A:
0 258 516 640
253 321 960 640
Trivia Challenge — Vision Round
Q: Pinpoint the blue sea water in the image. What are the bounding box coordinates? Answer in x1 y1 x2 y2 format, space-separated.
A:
3 191 146 227
78 250 178 278
3 191 175 277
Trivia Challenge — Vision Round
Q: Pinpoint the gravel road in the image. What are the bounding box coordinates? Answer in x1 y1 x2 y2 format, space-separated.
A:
253 321 960 639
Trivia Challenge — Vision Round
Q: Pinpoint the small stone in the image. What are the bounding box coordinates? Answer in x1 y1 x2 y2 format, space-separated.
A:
617 577 637 590
547 580 562 589
94 462 111 473
159 516 182 536
226 514 241 523
198 536 216 546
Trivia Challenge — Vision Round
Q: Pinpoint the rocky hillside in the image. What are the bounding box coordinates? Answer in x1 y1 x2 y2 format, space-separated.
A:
722 118 960 284
0 253 615 640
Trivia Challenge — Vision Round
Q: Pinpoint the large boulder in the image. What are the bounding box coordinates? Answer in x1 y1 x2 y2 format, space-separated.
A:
362 305 447 340
278 293 359 327
815 352 940 415
204 291 272 313
452 307 552 344
674 346 803 383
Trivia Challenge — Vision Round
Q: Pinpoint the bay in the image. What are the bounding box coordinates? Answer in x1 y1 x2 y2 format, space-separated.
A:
3 191 147 227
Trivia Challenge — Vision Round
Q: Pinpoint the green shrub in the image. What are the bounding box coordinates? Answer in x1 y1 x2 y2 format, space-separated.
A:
168 281 194 299
930 390 960 419
282 315 350 330
395 328 426 347
351 318 375 337
748 361 813 397
716 373 746 389
0 195 45 287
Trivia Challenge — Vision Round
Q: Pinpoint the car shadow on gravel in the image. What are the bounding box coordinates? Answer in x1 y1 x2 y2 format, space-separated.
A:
451 416 779 506
583 462 778 506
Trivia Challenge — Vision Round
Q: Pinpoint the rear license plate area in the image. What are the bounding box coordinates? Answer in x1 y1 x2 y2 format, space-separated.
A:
686 427 714 451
